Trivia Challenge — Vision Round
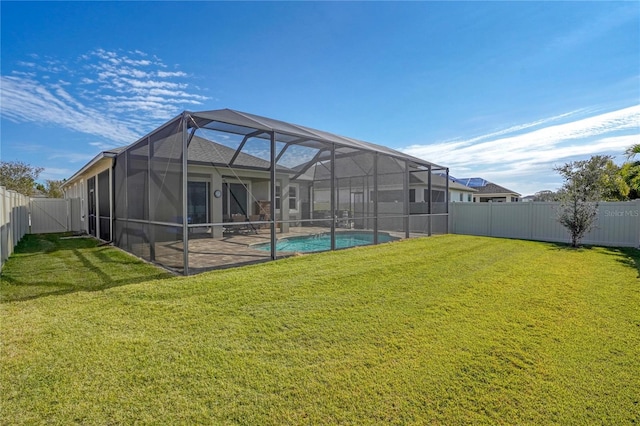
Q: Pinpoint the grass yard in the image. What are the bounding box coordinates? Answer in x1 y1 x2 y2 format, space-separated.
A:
1 233 639 424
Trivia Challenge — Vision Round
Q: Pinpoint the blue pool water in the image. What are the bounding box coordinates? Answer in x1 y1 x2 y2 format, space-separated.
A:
253 231 398 253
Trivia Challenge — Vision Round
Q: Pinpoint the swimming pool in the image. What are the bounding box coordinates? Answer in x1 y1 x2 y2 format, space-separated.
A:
253 231 398 253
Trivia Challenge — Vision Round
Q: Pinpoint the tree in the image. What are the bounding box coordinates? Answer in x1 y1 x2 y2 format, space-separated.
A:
600 159 630 201
554 155 613 248
626 143 640 160
619 161 640 200
0 161 43 196
533 190 560 202
44 179 65 198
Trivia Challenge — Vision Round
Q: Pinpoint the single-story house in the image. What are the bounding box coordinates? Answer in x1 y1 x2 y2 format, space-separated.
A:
63 109 450 274
451 177 521 202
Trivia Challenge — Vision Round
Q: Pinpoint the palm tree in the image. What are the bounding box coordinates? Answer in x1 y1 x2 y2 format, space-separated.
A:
626 144 640 160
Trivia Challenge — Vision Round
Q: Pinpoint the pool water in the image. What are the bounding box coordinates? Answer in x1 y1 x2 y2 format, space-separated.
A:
253 231 398 253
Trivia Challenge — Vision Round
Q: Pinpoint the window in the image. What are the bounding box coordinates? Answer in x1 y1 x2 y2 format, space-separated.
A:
409 189 416 202
459 193 463 202
424 189 445 202
275 183 298 211
467 194 472 202
289 186 297 210
374 190 403 203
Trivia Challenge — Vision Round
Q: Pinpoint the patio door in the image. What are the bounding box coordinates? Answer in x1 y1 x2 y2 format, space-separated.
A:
187 181 210 224
352 191 365 229
223 182 249 217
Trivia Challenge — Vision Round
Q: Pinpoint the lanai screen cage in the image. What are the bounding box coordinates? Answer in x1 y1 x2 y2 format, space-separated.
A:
113 109 449 274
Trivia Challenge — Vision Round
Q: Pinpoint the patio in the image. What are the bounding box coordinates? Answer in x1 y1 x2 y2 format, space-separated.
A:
144 225 431 273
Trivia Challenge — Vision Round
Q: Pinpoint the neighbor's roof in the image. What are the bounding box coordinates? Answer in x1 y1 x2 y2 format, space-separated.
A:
471 182 521 196
410 173 476 191
452 176 520 196
189 109 446 169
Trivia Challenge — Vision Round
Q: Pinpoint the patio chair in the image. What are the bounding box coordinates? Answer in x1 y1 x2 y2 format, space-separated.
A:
248 214 262 231
230 214 257 234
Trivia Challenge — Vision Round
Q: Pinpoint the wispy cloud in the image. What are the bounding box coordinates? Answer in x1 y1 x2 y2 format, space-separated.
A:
1 75 140 143
1 49 209 146
402 105 640 194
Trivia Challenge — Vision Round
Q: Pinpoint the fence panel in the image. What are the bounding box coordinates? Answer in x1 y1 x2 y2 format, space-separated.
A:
1 186 30 271
69 198 82 232
30 198 70 234
450 201 640 248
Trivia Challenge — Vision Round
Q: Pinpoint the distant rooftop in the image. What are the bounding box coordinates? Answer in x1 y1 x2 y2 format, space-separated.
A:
450 176 520 196
450 177 489 188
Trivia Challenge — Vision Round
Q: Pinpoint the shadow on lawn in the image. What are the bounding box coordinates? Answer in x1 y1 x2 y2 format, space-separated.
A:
601 247 640 278
549 241 640 278
1 234 173 303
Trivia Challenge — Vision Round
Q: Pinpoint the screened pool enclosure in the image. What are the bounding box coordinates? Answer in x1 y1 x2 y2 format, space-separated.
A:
113 109 449 274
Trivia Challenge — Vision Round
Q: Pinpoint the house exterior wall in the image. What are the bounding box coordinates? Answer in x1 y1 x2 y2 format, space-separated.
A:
62 158 113 239
473 193 520 202
449 189 474 203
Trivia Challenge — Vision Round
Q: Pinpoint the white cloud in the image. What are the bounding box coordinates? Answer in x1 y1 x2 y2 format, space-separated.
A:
157 70 187 78
402 105 640 195
41 167 74 181
49 152 96 163
1 49 211 148
0 75 139 143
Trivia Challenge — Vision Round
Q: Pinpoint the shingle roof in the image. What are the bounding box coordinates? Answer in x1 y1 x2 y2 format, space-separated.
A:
472 182 520 195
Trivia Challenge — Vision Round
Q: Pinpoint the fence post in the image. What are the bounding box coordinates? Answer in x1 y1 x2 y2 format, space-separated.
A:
488 202 493 237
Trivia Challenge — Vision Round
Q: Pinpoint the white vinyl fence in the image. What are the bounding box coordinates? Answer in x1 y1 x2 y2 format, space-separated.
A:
1 186 30 271
450 201 640 248
1 190 84 272
30 198 81 234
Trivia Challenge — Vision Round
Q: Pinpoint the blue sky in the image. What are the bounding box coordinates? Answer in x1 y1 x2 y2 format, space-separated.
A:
1 1 638 196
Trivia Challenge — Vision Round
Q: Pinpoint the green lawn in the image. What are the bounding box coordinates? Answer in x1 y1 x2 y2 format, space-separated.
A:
1 233 639 424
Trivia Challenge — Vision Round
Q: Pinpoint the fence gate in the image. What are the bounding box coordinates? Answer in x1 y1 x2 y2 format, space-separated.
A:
30 198 71 234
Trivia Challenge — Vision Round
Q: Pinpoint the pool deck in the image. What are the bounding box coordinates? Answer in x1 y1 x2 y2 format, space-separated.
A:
148 226 424 273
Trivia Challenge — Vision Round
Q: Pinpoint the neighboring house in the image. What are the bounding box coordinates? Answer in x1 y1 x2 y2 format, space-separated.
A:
451 177 521 203
446 179 477 203
62 109 449 274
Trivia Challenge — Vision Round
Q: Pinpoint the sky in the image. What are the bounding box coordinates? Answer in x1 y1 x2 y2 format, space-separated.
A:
1 1 638 196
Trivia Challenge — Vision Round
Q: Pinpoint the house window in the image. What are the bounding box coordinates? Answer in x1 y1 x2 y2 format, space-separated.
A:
409 189 416 202
289 186 297 210
275 183 298 211
459 193 463 202
374 190 403 203
425 189 445 202
467 194 472 202
275 185 281 210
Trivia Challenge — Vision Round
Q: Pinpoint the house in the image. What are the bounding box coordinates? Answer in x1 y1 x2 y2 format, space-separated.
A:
63 109 450 274
451 177 521 202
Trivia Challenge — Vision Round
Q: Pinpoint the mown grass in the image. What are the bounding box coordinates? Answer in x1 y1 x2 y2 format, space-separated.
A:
1 234 639 424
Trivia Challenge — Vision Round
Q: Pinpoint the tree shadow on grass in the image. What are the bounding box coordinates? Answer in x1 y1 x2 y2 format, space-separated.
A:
1 234 174 303
599 247 640 278
547 241 640 278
